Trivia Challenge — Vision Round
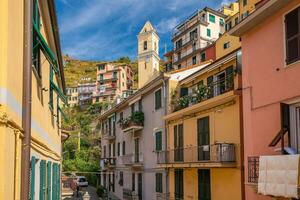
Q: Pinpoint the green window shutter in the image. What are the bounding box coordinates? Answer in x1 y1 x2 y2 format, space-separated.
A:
207 29 211 37
47 161 52 200
40 160 46 200
155 131 162 151
57 164 60 200
30 156 36 200
155 173 163 193
52 164 56 200
209 14 215 23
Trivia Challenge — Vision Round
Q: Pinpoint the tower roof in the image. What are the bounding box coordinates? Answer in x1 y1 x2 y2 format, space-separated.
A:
139 21 156 34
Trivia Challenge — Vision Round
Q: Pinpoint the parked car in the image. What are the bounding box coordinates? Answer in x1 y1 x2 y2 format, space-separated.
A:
76 176 88 187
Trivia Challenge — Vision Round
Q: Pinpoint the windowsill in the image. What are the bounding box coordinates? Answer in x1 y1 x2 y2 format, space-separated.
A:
285 59 300 69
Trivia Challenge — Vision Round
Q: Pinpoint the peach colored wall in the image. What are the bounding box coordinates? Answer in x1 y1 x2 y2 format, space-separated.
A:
241 1 300 200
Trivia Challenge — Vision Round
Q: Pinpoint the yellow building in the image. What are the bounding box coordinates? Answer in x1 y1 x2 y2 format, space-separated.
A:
158 49 243 200
0 0 67 199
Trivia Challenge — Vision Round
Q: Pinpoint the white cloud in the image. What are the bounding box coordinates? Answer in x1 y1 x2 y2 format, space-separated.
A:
156 17 179 34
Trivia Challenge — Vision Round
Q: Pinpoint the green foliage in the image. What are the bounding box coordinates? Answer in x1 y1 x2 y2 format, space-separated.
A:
115 56 131 64
118 111 144 129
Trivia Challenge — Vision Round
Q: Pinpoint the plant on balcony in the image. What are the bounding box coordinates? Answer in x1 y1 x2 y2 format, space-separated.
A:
174 95 191 111
118 111 144 130
191 84 208 104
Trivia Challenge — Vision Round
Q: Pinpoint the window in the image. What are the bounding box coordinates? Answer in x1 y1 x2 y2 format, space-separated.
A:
219 18 224 26
113 71 118 78
201 52 206 62
178 64 181 69
224 42 230 49
175 39 182 50
155 131 162 151
98 64 105 70
122 82 124 87
122 141 126 155
177 51 181 60
132 173 135 191
99 74 104 81
243 0 247 6
144 41 147 50
285 7 300 65
119 171 123 186
138 99 143 111
225 21 232 31
198 116 210 161
207 29 211 37
190 29 198 40
122 73 124 78
155 173 163 193
235 17 239 25
174 124 184 162
180 88 188 97
155 89 162 110
209 14 215 23
198 169 211 200
192 56 197 65
96 97 99 102
117 143 120 156
174 169 184 199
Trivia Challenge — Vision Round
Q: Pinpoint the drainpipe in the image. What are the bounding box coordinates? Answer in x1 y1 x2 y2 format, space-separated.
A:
162 78 169 198
21 0 33 199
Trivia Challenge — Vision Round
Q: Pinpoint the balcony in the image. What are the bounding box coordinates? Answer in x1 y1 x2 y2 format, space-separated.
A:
171 73 234 113
97 76 118 83
121 153 143 167
157 143 236 168
100 158 116 170
174 34 198 52
247 155 300 199
172 10 208 40
173 42 202 65
102 130 116 141
119 111 144 133
123 188 139 200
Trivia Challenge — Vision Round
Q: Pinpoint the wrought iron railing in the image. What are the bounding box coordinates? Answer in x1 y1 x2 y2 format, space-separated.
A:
121 153 143 165
157 143 236 164
248 156 259 183
172 74 234 112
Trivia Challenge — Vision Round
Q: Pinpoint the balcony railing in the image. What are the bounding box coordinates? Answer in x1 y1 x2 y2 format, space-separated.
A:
119 111 144 132
98 76 118 82
100 158 116 170
102 130 116 141
174 34 198 51
171 74 234 112
157 143 236 165
121 153 143 166
248 156 259 183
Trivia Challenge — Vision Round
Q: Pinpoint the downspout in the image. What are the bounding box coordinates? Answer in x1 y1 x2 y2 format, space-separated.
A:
21 0 33 199
162 78 169 198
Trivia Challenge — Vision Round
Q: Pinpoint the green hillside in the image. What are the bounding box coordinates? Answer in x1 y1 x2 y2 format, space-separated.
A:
63 56 138 88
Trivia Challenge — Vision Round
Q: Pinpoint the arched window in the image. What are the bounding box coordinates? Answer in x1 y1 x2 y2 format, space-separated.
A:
144 41 147 50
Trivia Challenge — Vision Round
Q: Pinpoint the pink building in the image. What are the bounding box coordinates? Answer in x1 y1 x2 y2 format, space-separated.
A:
93 63 133 103
230 0 300 199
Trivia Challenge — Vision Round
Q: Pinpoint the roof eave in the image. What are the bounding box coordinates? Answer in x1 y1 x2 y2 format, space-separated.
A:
229 0 292 37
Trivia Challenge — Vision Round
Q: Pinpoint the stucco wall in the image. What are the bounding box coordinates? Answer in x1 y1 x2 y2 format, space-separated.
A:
241 1 300 199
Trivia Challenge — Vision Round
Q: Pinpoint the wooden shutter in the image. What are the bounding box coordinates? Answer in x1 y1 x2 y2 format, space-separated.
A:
117 142 120 156
155 173 163 193
175 170 184 199
40 160 46 200
156 131 162 151
178 124 184 161
132 173 135 191
47 161 52 200
123 141 126 155
285 7 300 64
30 156 36 200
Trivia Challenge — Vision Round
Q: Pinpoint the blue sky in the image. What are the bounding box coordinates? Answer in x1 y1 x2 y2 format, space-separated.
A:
56 0 231 61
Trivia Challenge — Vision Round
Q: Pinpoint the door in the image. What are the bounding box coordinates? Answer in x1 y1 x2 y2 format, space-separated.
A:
174 124 184 162
198 169 211 200
175 169 184 200
138 173 142 200
134 138 139 162
198 117 210 161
